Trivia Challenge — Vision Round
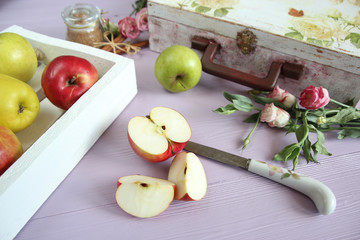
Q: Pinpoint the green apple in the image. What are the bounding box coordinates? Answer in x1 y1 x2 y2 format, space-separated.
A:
0 125 23 176
0 74 40 133
0 32 38 82
154 45 202 92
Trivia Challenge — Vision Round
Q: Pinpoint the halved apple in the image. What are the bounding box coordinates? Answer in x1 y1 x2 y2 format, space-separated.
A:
168 152 207 201
127 106 191 162
115 175 175 218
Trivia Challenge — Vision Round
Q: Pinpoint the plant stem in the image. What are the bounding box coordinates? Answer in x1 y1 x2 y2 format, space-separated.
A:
319 126 360 132
242 112 261 149
330 98 359 111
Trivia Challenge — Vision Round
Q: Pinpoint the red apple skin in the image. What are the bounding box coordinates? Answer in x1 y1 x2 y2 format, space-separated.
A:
127 132 173 162
0 126 23 176
171 142 188 155
41 55 99 110
177 193 195 201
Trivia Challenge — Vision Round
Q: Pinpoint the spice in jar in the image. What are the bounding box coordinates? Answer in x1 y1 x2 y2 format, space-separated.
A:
61 3 104 47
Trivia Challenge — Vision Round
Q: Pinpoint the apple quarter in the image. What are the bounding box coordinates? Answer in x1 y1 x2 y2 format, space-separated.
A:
116 175 175 218
168 152 207 201
0 25 137 240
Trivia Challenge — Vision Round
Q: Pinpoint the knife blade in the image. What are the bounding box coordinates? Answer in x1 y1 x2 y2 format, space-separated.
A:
184 141 336 215
184 140 250 169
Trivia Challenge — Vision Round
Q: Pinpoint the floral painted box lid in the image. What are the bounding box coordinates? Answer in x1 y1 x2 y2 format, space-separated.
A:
148 0 360 75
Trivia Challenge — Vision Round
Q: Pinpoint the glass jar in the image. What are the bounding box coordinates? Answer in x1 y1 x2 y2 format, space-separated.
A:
61 3 104 47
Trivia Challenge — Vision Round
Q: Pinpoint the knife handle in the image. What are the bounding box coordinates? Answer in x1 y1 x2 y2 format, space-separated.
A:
247 159 336 215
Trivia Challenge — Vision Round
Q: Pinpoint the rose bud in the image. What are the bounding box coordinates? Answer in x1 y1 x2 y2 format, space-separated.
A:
260 103 290 128
267 85 296 109
118 16 140 39
135 8 148 31
299 85 330 110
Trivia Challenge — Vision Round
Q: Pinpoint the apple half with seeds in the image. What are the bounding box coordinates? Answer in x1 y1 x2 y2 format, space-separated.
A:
168 152 207 201
127 106 191 162
115 175 175 218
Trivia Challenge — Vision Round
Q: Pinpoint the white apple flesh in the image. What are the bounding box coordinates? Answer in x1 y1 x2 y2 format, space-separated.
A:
128 107 191 162
168 152 207 201
115 175 175 218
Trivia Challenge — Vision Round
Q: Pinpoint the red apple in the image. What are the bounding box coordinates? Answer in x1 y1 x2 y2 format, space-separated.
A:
127 107 192 162
41 55 99 110
115 175 175 218
0 125 23 176
168 152 207 201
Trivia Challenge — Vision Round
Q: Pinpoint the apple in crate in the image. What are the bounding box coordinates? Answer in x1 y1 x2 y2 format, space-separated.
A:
115 175 175 218
0 73 40 133
168 152 207 201
41 55 99 110
127 106 191 162
0 125 23 176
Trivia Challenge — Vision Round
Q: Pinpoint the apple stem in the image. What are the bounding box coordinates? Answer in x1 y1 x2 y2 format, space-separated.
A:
140 183 148 187
18 103 25 113
68 76 77 85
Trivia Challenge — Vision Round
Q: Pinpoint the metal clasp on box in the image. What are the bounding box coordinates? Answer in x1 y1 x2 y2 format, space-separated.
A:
237 29 257 55
191 36 303 91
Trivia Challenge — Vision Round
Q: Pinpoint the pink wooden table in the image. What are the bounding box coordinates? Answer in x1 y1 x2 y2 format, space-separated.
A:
1 0 360 239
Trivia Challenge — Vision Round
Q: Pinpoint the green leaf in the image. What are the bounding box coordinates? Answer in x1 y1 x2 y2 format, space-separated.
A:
307 38 323 46
249 93 287 109
337 129 360 139
244 112 261 123
302 136 315 163
213 104 238 115
214 8 229 17
223 91 252 104
285 31 304 41
281 173 292 179
345 32 360 48
322 40 334 47
326 108 360 124
233 100 253 112
273 143 301 162
312 129 332 157
222 92 254 112
295 124 309 143
191 1 199 7
195 5 211 13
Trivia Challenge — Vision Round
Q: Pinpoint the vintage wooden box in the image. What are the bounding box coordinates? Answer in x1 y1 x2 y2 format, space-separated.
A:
0 25 137 240
148 0 360 104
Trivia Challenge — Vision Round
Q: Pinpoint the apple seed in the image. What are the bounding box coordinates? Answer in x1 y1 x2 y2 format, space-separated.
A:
140 183 148 187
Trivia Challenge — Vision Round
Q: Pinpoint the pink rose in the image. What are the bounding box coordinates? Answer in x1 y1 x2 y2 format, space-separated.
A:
267 86 296 109
260 103 290 128
118 16 140 39
135 8 148 31
299 85 330 110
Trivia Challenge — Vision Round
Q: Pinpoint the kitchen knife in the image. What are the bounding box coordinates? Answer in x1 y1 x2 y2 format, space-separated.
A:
184 141 336 215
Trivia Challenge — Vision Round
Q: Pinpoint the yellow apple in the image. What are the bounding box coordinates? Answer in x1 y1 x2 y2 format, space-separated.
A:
0 74 40 133
0 32 38 82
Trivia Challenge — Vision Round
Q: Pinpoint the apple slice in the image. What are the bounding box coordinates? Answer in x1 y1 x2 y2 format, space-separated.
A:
115 175 175 218
127 106 191 162
168 152 207 201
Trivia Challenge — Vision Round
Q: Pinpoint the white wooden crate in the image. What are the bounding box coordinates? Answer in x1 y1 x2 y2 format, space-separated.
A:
0 25 137 240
